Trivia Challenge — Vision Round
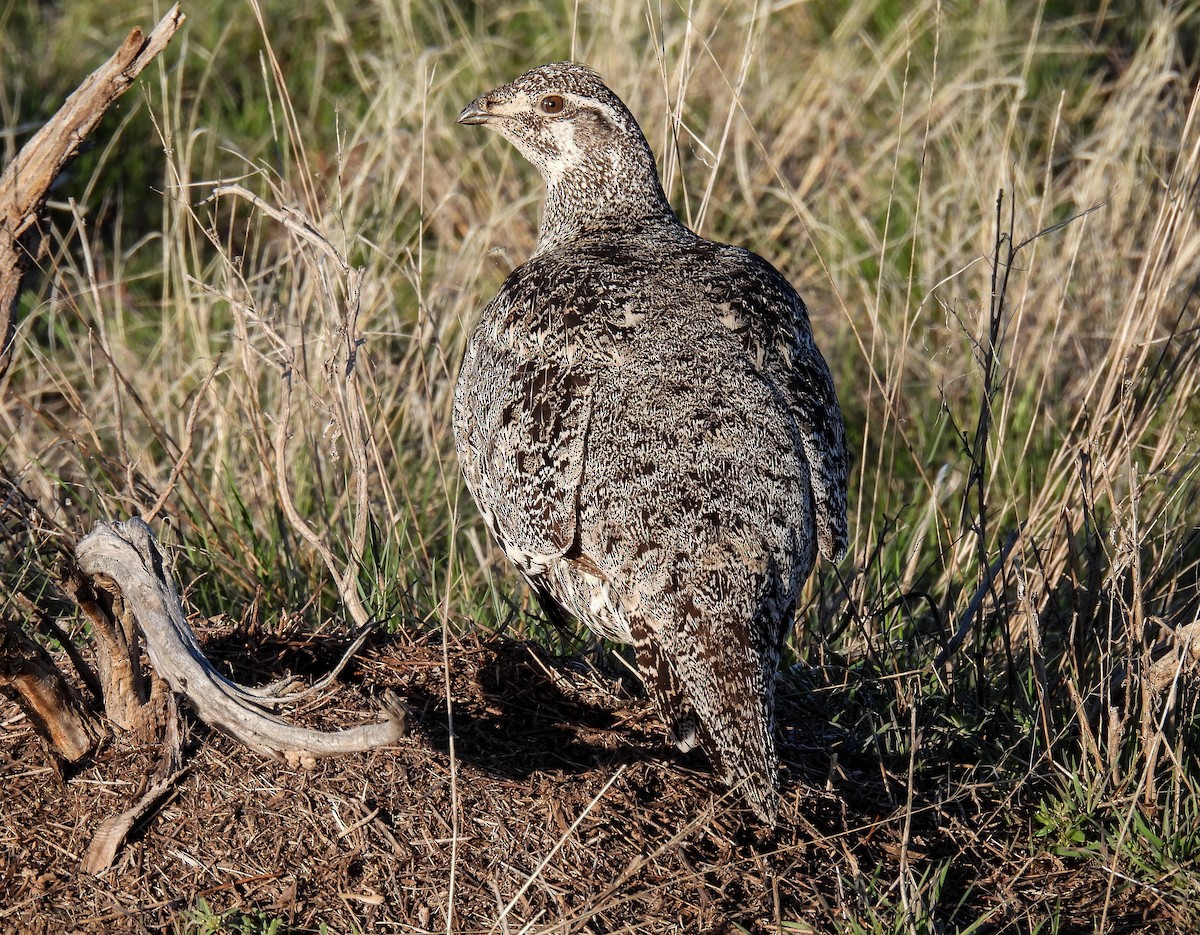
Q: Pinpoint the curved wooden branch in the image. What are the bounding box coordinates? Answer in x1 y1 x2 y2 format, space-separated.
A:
74 519 408 765
0 5 185 379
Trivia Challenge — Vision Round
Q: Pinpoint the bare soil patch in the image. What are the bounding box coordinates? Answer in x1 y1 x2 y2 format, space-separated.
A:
0 627 1176 933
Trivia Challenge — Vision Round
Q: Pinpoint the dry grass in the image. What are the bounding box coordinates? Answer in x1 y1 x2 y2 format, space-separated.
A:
2 0 1200 931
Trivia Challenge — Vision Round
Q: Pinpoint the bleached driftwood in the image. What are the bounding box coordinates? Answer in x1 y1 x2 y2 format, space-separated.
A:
75 518 408 766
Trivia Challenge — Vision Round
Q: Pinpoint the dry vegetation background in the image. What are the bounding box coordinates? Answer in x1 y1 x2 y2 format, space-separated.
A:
2 0 1200 932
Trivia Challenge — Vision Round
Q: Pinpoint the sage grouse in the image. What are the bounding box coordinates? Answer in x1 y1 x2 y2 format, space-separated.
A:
453 62 848 824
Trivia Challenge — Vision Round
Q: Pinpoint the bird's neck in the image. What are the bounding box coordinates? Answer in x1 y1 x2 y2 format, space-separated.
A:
535 144 679 254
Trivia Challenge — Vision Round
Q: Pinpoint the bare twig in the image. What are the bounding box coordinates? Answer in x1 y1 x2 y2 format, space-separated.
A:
204 184 349 271
273 373 374 632
935 527 1022 667
207 184 375 638
143 362 222 524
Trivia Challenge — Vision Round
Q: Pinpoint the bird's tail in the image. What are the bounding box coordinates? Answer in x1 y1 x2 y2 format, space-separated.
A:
632 617 779 826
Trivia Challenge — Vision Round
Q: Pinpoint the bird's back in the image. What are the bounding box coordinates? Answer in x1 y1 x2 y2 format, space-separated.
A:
455 226 819 590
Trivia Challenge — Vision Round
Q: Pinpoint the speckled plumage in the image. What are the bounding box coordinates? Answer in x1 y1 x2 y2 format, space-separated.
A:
453 62 848 825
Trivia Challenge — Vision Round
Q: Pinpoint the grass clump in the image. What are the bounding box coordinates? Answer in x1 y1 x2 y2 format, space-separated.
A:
2 0 1200 932
175 898 290 935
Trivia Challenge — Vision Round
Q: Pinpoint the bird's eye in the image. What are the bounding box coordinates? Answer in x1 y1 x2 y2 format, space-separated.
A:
539 94 566 114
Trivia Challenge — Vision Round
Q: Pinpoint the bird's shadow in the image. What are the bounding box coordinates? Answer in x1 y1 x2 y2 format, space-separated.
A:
199 626 670 781
404 638 669 780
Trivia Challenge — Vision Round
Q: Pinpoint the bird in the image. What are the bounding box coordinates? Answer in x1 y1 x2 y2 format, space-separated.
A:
452 61 848 825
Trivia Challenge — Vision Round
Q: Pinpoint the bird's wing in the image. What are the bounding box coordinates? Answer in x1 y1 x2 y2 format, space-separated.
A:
454 296 594 573
737 249 849 564
699 244 849 563
783 304 849 562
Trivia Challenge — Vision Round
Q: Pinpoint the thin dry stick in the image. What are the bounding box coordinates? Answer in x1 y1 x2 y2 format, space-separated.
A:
935 527 1021 667
143 362 221 523
494 765 627 932
209 184 375 640
67 198 131 471
340 289 372 587
273 375 369 631
898 692 922 935
206 184 349 269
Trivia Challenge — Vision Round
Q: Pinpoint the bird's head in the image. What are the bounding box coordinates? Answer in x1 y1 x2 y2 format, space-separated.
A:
458 62 642 183
458 62 674 248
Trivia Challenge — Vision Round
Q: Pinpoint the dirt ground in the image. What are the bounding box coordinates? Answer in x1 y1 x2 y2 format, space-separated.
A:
0 627 1176 934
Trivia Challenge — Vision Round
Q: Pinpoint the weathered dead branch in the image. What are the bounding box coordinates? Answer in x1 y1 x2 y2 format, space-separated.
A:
0 16 187 776
62 571 147 732
80 688 186 874
74 518 409 765
0 617 103 762
0 4 185 381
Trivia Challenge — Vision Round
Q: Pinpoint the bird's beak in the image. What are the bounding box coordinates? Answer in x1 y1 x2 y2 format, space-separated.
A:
457 97 494 126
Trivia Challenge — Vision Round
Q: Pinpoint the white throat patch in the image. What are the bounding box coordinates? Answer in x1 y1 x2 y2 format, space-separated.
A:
543 120 584 187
